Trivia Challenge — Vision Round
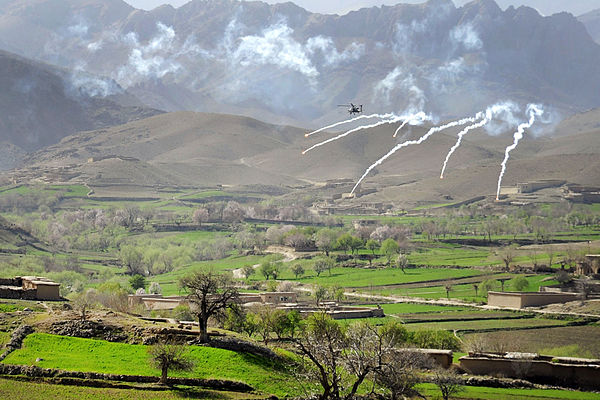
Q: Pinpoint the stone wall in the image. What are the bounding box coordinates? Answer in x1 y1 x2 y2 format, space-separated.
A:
0 278 21 286
0 287 36 300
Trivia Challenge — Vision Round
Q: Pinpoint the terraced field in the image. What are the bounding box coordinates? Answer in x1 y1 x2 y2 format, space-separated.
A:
405 317 570 332
463 325 600 358
2 333 299 397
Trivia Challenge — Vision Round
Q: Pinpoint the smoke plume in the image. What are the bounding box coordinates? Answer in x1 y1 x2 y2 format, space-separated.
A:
495 104 545 200
350 113 483 195
439 102 519 179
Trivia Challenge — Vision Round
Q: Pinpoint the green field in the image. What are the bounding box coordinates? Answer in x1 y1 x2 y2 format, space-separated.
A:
405 317 570 332
418 383 600 400
0 378 260 400
0 332 9 347
360 303 472 314
279 266 485 288
2 333 298 397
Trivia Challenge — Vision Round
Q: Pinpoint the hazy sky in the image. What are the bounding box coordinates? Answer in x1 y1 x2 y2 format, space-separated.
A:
123 0 600 17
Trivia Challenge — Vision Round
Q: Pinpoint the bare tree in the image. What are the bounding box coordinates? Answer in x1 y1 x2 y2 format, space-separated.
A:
374 349 432 400
72 289 97 321
433 368 463 400
500 246 515 270
180 269 239 343
148 342 195 385
444 284 452 299
295 315 424 400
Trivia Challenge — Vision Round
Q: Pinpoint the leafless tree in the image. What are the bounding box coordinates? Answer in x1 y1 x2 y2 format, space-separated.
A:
500 246 515 270
148 342 195 385
294 314 425 400
432 368 463 400
180 269 239 343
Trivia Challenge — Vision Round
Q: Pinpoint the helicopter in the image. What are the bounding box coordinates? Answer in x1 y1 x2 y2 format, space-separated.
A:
338 103 363 115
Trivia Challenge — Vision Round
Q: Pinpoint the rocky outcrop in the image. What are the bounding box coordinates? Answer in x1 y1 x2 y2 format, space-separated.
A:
49 320 127 342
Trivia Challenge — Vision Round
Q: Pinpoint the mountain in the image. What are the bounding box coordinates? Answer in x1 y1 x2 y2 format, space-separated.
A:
0 49 162 168
0 0 599 126
13 108 600 205
579 8 600 43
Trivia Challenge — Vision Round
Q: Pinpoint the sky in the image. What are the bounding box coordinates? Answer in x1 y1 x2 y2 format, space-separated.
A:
123 0 600 17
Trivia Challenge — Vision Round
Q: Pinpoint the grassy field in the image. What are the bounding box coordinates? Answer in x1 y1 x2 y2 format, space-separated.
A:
0 332 9 347
2 333 299 397
405 317 570 332
359 303 472 314
0 378 261 400
377 274 557 301
277 266 485 288
418 383 600 400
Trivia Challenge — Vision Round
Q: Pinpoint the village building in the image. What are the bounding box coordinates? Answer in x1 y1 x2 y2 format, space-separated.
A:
487 291 579 309
577 254 600 277
0 276 61 300
129 291 384 319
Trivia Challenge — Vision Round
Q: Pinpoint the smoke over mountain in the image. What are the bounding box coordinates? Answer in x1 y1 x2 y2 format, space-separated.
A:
0 0 599 125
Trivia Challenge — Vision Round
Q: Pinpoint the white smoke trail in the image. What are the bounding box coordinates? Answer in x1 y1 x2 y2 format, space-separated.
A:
350 114 482 195
303 112 431 154
439 102 519 179
495 104 544 200
302 116 403 154
305 113 394 137
393 111 431 137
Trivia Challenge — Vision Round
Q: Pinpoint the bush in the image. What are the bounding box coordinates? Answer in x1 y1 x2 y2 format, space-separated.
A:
409 330 460 351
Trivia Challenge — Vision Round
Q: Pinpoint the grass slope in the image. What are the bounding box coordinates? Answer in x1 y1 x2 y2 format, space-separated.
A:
2 334 298 397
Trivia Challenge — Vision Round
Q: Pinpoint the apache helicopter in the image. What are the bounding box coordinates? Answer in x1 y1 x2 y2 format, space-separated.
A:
338 103 363 115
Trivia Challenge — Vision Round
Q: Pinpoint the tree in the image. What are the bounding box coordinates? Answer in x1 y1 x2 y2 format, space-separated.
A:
555 270 573 286
374 349 432 400
294 315 422 400
119 245 144 275
472 283 479 298
381 238 400 266
148 342 195 385
365 239 379 255
314 285 327 306
444 284 452 299
336 233 354 254
292 263 305 279
129 274 147 291
545 246 556 267
148 282 162 294
314 257 335 277
192 207 209 225
433 368 463 400
348 236 364 255
72 289 97 321
500 246 515 270
480 279 498 296
293 313 352 400
241 264 255 280
180 269 239 343
396 254 408 274
511 276 529 291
